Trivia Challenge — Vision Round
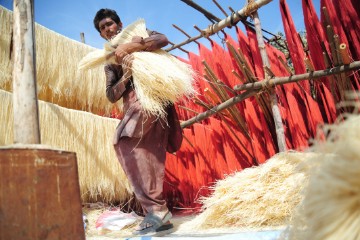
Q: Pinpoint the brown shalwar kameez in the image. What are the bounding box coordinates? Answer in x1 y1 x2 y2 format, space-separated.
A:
104 30 182 215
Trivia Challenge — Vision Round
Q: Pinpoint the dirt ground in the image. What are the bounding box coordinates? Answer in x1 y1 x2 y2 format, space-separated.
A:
83 208 285 240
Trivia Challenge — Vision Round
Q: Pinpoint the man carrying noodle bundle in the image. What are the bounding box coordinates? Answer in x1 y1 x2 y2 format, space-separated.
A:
93 8 183 235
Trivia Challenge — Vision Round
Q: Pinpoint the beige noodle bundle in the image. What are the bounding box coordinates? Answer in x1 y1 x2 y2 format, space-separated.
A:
0 89 132 203
79 19 196 118
287 114 360 240
178 151 316 232
0 6 122 115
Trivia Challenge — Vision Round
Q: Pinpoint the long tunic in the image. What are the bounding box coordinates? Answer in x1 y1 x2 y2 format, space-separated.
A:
105 30 182 214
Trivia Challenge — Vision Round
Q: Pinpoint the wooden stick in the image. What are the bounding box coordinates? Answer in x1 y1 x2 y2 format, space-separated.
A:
212 0 228 17
334 36 351 103
80 32 85 43
203 62 250 138
180 62 360 129
232 70 244 82
204 88 220 104
320 41 332 67
168 40 189 54
172 24 200 46
12 0 41 144
277 55 293 75
326 25 339 66
323 52 331 69
181 90 257 128
252 9 285 152
304 57 315 72
264 65 275 78
339 43 351 65
178 105 199 115
165 0 273 52
322 7 332 29
234 61 360 91
228 40 271 131
180 0 221 22
226 41 251 83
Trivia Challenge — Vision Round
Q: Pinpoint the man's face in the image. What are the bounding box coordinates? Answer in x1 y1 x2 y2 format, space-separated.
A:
99 17 122 40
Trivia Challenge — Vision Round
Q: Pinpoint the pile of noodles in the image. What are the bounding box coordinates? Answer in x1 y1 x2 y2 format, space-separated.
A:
177 151 316 231
286 113 360 240
79 19 196 118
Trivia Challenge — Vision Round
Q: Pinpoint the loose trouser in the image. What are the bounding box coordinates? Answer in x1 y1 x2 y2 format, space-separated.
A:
114 119 169 215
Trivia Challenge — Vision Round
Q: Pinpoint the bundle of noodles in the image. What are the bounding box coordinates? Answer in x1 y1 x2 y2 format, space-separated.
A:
0 89 132 203
287 114 360 240
79 19 196 118
178 151 316 231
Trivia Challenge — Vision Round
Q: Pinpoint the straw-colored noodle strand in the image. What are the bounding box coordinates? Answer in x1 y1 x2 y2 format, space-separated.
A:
177 151 316 231
288 115 360 240
0 6 122 116
0 89 131 203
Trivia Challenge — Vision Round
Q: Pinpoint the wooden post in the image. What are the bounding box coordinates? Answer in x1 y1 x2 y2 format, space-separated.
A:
3 1 86 239
80 32 85 43
252 9 287 152
12 0 40 144
234 61 360 91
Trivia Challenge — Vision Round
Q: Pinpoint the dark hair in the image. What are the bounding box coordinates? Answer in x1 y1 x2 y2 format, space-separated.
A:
93 8 121 33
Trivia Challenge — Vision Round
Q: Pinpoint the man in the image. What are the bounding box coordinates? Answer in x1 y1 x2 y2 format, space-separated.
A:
93 8 183 235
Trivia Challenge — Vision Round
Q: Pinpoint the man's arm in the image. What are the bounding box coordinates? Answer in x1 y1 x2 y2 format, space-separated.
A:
114 31 168 63
105 63 132 103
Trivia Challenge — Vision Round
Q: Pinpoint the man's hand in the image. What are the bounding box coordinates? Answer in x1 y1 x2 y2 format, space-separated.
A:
114 43 130 64
114 36 146 64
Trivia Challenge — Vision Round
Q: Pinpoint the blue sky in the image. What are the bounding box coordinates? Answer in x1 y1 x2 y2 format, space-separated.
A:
0 0 320 59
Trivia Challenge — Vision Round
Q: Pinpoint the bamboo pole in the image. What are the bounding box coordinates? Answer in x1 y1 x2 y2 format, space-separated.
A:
334 35 351 105
172 24 200 46
212 0 228 17
180 61 360 130
234 61 360 91
227 40 273 127
201 0 273 37
12 0 40 144
339 43 351 65
252 9 286 152
277 55 293 75
168 40 189 54
226 41 253 83
180 0 221 22
326 25 339 66
181 90 257 128
80 32 85 43
165 0 273 52
304 57 315 72
203 62 250 138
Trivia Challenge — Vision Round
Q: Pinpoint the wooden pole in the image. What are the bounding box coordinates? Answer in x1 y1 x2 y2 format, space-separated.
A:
165 0 273 52
180 0 221 22
339 43 351 65
179 62 360 129
80 32 85 43
3 2 85 239
181 90 257 128
234 61 360 91
252 9 287 152
12 0 40 144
